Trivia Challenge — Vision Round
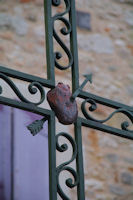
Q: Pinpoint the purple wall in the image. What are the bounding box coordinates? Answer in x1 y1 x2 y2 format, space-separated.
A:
0 106 49 200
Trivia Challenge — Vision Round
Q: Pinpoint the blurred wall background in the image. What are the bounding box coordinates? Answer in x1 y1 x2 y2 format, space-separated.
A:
0 0 133 200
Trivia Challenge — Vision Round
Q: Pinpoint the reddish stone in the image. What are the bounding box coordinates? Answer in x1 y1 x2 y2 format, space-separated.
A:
20 0 33 3
127 45 133 55
35 0 44 6
47 83 78 125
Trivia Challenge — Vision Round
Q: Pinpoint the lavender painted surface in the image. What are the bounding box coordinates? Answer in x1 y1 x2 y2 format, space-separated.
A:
13 109 49 200
0 106 49 200
0 105 11 200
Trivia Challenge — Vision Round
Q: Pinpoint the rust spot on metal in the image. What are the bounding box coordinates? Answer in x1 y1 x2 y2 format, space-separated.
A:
47 83 78 125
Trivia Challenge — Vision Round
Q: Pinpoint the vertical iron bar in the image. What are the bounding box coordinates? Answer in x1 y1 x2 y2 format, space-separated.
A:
44 0 55 84
11 108 14 200
48 113 57 200
74 118 85 200
69 0 79 93
69 1 85 198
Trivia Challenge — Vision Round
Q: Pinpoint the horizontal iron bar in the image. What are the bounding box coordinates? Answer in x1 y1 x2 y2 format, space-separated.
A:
79 91 133 112
1 66 133 114
80 117 133 140
0 96 53 117
0 65 55 89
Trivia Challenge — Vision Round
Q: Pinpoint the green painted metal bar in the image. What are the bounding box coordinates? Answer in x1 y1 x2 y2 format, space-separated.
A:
69 0 79 93
0 96 52 117
79 90 133 111
48 112 57 200
0 65 55 89
69 2 85 199
44 0 55 84
74 118 85 200
0 0 133 199
81 117 133 140
1 64 132 114
71 74 92 101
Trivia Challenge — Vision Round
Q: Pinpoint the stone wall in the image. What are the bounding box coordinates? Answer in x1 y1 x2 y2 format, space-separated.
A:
0 0 133 200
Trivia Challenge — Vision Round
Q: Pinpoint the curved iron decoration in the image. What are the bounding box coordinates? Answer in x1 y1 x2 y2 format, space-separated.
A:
52 0 73 70
56 132 79 200
81 98 133 133
52 0 61 7
0 73 45 106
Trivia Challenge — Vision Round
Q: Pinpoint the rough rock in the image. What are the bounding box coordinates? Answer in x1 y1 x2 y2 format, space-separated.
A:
127 85 133 97
109 185 126 196
124 11 133 27
121 172 133 185
99 135 118 148
47 83 78 125
33 25 45 38
78 34 114 54
115 39 126 47
13 6 23 15
0 13 28 36
108 66 118 72
85 179 104 190
105 154 119 163
95 194 108 200
76 11 91 30
35 0 44 6
11 16 29 36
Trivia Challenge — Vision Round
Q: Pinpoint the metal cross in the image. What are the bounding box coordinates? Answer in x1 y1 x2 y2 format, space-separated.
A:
0 0 133 199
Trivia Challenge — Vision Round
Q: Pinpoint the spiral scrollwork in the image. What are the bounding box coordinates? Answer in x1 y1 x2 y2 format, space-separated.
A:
81 98 133 133
52 0 73 70
52 0 70 16
56 132 79 200
52 0 61 7
0 73 45 105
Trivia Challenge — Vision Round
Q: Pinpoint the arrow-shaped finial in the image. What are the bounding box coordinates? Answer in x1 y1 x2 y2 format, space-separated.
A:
83 74 92 84
71 73 93 101
27 117 47 136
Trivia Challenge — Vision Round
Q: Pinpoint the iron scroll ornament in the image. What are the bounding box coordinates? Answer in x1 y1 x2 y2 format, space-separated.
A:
31 0 133 199
52 0 73 70
56 132 79 200
81 99 133 133
0 73 45 106
0 0 133 199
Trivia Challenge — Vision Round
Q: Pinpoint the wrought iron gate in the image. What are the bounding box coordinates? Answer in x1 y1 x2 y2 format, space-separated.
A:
0 0 133 199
